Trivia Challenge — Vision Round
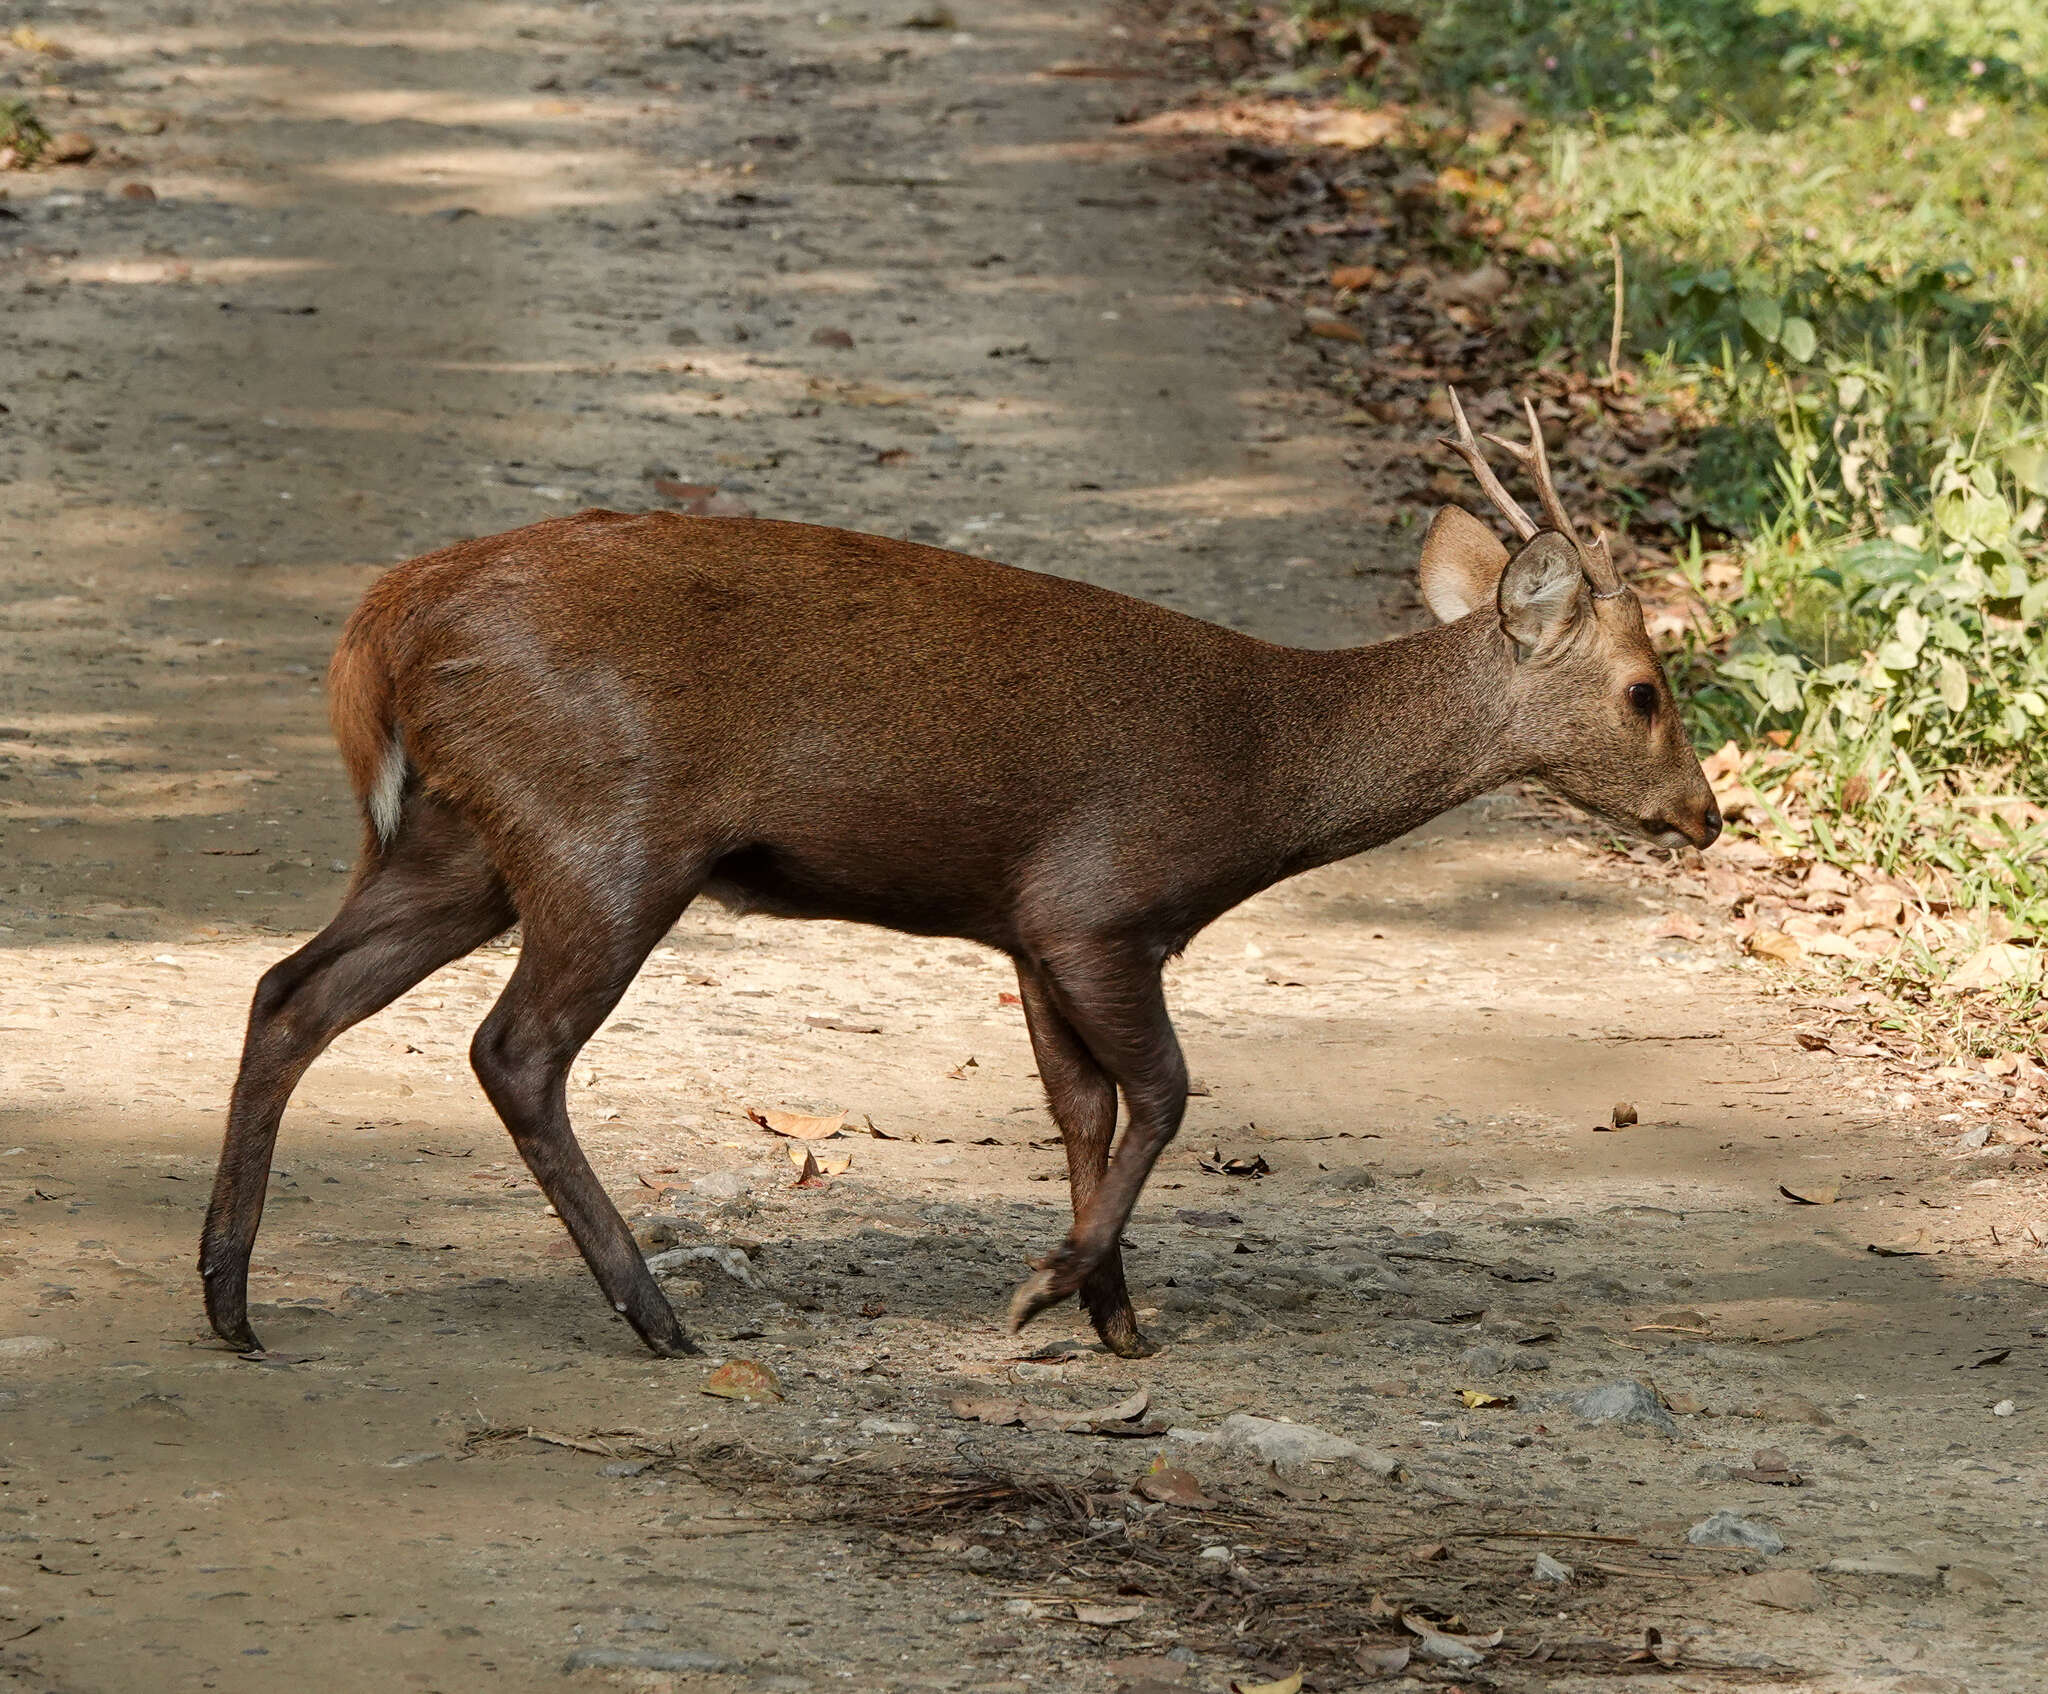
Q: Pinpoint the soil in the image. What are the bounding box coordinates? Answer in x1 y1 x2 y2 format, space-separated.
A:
1 4 2043 1693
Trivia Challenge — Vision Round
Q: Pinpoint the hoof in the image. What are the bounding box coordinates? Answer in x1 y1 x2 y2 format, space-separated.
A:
1097 1321 1158 1360
645 1330 702 1359
210 1314 263 1353
1006 1267 1074 1333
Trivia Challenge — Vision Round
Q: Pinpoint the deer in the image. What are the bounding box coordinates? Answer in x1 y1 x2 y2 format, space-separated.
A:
200 389 1719 1362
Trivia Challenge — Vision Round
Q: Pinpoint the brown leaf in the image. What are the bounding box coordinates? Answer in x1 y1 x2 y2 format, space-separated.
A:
702 1359 782 1402
748 1107 846 1140
1456 1389 1515 1410
1197 1149 1270 1178
1330 263 1383 291
651 477 717 501
792 1148 830 1189
809 326 855 348
786 1143 851 1177
1868 1228 1935 1258
1302 308 1366 343
1655 911 1706 940
1135 1456 1212 1508
1778 1182 1839 1206
1746 928 1802 964
1610 1101 1638 1128
1354 1642 1411 1674
950 1388 1155 1435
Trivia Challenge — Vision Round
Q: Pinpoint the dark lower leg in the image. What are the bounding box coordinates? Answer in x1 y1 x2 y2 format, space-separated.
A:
470 905 697 1357
1015 962 1148 1357
1007 948 1186 1343
201 806 512 1349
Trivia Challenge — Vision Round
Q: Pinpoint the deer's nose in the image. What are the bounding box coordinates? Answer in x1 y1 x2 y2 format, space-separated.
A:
1696 802 1723 848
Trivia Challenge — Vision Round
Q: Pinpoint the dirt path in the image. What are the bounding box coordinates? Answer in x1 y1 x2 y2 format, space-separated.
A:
1 4 2042 1692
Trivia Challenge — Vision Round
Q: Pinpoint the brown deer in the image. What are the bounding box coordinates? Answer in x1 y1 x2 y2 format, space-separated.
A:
201 389 1718 1360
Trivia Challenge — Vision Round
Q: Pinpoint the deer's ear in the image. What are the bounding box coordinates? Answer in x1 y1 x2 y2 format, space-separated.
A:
1498 532 1588 655
1418 505 1511 622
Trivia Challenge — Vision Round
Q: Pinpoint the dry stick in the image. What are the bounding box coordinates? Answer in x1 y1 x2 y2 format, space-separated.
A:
1608 233 1626 378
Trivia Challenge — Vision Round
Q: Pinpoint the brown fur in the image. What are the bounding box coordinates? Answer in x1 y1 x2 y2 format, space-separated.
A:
202 501 1718 1360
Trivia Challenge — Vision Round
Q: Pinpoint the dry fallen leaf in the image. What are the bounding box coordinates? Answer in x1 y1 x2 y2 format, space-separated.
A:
1778 1183 1839 1206
1745 928 1802 964
1330 263 1382 291
748 1107 846 1141
702 1359 782 1402
1868 1228 1935 1258
1302 307 1366 343
1229 1673 1301 1694
1198 1149 1271 1178
1135 1455 1213 1508
1073 1601 1144 1626
1947 941 2035 991
792 1148 830 1189
1456 1389 1516 1410
949 1388 1157 1435
786 1143 852 1177
1353 1642 1411 1674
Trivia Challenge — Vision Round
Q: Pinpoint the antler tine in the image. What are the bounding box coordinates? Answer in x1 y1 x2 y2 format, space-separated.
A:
1436 386 1537 543
1483 396 1625 595
1481 398 1578 543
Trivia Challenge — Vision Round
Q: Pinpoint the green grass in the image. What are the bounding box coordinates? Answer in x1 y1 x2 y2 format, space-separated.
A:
1304 0 2048 1035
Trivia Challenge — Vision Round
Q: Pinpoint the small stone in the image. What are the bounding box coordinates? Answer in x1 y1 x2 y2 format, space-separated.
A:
116 181 157 202
47 131 97 164
1565 1379 1678 1437
1532 1551 1573 1584
1215 1413 1400 1476
1324 1166 1377 1191
960 1543 998 1570
809 326 855 348
1687 1510 1785 1555
0 1335 63 1361
1821 1552 1938 1585
1941 1563 2002 1594
1958 1123 1992 1150
689 1171 750 1200
855 1417 918 1438
666 325 702 346
1611 1101 1638 1128
600 1460 653 1477
560 1648 736 1673
1992 1398 2016 1416
1731 1568 1825 1611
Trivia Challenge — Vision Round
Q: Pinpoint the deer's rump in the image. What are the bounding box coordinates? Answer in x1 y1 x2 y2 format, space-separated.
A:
332 510 1289 946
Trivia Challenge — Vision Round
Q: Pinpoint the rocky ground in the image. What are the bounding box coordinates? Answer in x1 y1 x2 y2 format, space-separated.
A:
0 3 2043 1693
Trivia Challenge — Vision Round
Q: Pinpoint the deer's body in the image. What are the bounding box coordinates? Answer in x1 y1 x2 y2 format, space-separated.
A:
202 397 1719 1361
350 511 1514 952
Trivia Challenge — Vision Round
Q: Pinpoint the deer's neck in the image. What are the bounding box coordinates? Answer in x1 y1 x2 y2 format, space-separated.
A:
1270 615 1522 872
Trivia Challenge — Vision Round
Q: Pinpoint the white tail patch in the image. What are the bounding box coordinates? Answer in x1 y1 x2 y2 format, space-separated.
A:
368 735 406 844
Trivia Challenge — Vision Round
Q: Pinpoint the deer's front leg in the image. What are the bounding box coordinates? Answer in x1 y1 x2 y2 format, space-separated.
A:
1007 943 1185 1351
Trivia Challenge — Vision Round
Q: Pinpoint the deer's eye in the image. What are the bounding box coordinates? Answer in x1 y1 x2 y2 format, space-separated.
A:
1626 681 1658 717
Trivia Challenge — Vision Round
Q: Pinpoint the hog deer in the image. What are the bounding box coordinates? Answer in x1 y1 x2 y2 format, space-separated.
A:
201 390 1718 1360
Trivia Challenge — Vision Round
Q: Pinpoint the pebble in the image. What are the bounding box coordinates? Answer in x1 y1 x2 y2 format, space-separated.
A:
690 1171 751 1200
1215 1412 1401 1477
560 1648 735 1673
1532 1552 1573 1584
1687 1510 1785 1554
1564 1379 1678 1437
1991 1399 2015 1417
855 1418 918 1438
646 1244 755 1286
0 1336 63 1361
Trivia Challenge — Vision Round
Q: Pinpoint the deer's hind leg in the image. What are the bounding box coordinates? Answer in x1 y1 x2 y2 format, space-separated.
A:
201 794 514 1351
468 854 708 1357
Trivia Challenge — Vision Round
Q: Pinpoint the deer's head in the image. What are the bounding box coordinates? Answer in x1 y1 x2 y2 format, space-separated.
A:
1418 389 1720 850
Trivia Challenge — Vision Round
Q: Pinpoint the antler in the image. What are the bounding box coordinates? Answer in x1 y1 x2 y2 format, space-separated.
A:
1480 397 1624 597
1437 387 1537 544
